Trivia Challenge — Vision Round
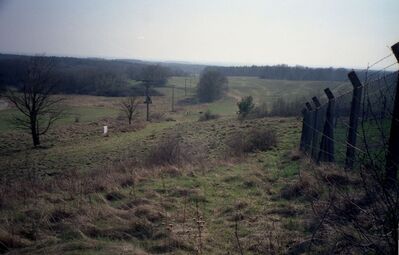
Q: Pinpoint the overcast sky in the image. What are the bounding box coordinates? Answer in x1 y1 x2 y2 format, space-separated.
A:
0 0 398 68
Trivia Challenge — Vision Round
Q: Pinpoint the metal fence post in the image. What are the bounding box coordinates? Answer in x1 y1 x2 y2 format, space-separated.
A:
318 88 335 163
300 108 307 151
345 71 363 169
386 42 399 185
304 102 313 153
311 97 321 160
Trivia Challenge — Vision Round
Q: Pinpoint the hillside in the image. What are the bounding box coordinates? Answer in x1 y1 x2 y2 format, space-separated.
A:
0 76 318 254
1 69 396 254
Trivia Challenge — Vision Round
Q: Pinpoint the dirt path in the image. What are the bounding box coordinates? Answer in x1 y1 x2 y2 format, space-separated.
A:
227 89 242 102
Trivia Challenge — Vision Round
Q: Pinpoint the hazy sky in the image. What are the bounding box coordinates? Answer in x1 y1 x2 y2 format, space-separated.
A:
0 0 398 68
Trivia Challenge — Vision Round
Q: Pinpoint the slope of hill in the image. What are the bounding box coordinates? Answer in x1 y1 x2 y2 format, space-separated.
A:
0 71 357 254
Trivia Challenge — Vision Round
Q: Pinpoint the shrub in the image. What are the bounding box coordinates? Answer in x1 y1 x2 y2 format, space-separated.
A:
146 135 185 166
150 112 166 122
237 96 255 118
248 103 269 119
146 134 207 167
280 175 319 200
226 127 277 156
198 110 220 121
246 128 277 152
197 69 228 102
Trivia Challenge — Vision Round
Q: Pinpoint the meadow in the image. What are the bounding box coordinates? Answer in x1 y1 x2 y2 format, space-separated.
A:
0 76 339 254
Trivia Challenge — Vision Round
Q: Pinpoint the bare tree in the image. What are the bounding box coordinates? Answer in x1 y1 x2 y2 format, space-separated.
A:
1 56 64 147
120 96 139 124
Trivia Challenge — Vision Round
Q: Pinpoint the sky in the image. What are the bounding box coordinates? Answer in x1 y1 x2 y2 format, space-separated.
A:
0 0 398 68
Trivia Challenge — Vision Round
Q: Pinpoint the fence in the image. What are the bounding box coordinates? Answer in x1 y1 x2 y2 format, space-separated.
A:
299 42 399 180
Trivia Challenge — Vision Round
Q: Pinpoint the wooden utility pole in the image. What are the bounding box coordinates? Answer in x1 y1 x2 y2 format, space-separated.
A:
190 78 192 95
171 85 175 112
184 79 187 96
386 42 399 185
345 71 363 169
144 83 152 121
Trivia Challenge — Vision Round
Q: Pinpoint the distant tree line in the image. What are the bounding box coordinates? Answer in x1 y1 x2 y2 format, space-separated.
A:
0 54 182 96
207 64 351 81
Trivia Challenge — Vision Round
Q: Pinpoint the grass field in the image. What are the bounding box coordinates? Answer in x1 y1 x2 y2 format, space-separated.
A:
0 76 329 254
1 116 305 254
0 76 349 131
227 76 350 105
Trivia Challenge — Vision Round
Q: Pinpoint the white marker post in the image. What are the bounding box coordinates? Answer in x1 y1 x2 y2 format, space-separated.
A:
103 126 108 136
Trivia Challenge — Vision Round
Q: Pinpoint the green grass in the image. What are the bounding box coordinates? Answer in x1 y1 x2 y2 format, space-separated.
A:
62 106 120 123
330 118 392 167
227 76 349 105
0 77 316 254
0 106 120 132
0 120 177 175
0 108 17 131
112 117 303 254
157 76 349 117
0 115 306 254
206 97 237 115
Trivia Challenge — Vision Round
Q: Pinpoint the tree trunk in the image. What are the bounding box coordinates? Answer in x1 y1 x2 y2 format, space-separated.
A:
31 128 40 147
31 117 40 147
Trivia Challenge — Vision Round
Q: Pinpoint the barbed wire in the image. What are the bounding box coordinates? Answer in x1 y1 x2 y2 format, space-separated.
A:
364 62 398 83
367 53 394 69
302 118 367 155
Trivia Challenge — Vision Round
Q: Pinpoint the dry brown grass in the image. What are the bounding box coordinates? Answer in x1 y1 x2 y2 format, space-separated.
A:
198 110 220 121
145 133 208 169
0 116 304 254
226 127 277 157
284 159 399 254
280 170 320 201
0 148 207 255
145 135 185 166
0 176 185 254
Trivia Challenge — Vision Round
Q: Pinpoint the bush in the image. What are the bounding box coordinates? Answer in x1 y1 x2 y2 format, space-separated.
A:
246 128 278 152
237 96 255 118
248 103 269 118
146 134 207 167
280 172 319 201
198 110 220 121
226 127 277 156
197 69 228 102
150 112 166 122
146 135 185 166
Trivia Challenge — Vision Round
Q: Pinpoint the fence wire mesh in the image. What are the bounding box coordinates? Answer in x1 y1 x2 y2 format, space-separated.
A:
357 71 398 165
301 67 398 169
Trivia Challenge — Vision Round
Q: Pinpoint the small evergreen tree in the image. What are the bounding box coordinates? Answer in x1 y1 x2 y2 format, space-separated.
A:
237 96 255 118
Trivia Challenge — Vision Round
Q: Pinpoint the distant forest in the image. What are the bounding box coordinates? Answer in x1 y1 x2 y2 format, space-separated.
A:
206 65 350 81
1 54 369 97
0 54 185 96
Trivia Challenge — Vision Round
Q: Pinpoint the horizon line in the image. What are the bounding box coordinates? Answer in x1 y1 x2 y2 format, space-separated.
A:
0 50 374 71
